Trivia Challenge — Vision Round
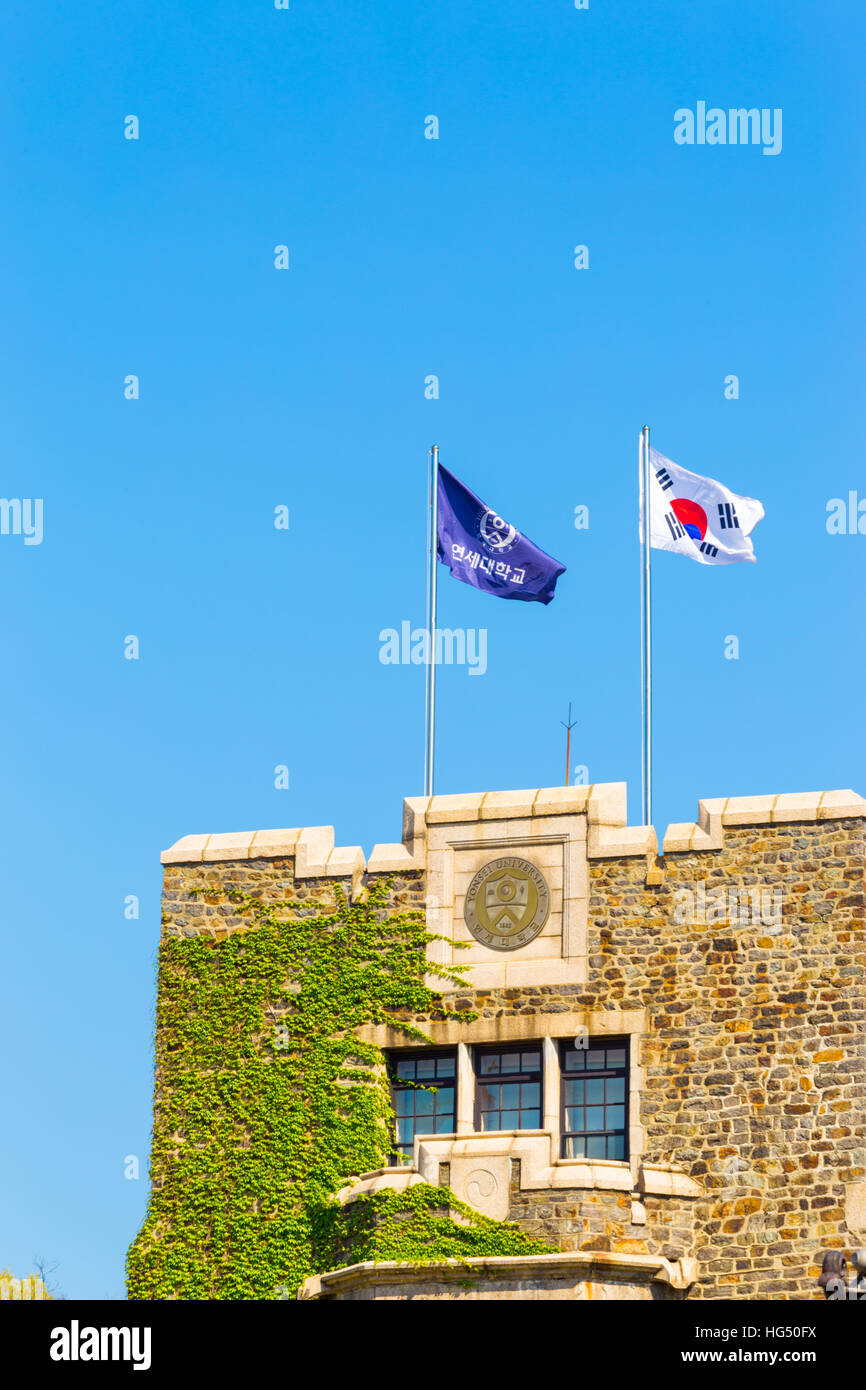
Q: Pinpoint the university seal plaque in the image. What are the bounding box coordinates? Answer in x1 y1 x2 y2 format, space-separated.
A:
463 856 550 951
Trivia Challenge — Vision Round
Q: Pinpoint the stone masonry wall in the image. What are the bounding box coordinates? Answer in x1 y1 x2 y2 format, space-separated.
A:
161 861 425 940
507 1167 697 1267
402 818 866 1299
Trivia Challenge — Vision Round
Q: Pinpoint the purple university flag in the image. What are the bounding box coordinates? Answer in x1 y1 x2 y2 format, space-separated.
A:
436 464 566 604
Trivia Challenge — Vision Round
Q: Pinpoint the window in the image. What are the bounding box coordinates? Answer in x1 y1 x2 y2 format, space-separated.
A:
388 1050 456 1164
475 1045 542 1133
560 1038 628 1160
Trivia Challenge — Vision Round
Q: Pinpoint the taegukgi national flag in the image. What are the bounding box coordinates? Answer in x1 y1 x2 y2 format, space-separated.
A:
646 446 765 565
437 464 566 604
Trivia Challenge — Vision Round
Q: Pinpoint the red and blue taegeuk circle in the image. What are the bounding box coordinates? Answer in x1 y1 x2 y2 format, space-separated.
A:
671 497 708 541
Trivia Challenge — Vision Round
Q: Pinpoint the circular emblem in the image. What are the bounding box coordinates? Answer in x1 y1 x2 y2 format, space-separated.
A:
479 509 518 553
670 496 708 541
463 857 550 952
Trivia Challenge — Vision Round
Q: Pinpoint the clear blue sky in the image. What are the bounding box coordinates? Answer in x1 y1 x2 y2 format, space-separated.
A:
1 1 862 1299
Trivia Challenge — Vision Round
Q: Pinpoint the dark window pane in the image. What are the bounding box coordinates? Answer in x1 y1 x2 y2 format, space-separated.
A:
415 1090 434 1115
389 1051 457 1166
476 1048 545 1135
560 1037 628 1162
477 1084 496 1111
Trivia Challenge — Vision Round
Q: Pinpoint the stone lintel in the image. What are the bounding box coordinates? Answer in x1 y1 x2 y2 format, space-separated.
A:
356 1007 648 1052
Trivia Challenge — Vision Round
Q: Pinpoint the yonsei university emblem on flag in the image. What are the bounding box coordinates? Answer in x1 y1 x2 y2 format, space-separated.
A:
436 464 566 603
463 857 551 951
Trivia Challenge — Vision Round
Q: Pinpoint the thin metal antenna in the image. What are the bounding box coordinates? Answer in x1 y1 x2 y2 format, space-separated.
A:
560 702 578 787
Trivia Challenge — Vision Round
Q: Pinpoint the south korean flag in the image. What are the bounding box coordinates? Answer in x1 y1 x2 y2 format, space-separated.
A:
645 447 764 565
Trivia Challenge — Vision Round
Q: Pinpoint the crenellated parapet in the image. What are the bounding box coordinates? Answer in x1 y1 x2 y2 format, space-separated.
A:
663 789 866 854
161 782 866 876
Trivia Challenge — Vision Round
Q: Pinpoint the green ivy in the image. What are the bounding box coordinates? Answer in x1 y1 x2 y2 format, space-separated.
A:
127 877 555 1300
314 1183 554 1278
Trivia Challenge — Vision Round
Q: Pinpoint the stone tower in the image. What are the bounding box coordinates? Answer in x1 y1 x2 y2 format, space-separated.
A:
130 783 866 1301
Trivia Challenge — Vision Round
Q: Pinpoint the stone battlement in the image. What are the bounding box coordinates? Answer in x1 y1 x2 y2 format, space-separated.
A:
161 782 866 875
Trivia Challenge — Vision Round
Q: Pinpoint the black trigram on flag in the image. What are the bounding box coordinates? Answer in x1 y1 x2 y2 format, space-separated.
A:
699 540 718 558
656 467 674 491
718 501 739 530
665 511 685 541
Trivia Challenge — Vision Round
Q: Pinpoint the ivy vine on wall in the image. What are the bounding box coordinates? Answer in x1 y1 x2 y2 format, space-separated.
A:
127 877 553 1300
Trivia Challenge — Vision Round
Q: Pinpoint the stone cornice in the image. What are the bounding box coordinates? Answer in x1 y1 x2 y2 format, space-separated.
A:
297 1249 698 1300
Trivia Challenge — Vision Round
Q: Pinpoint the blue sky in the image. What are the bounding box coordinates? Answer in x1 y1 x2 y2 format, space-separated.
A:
0 1 862 1298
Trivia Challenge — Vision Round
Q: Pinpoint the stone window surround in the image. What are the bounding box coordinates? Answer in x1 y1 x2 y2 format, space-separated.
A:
351 1021 703 1217
370 1007 648 1191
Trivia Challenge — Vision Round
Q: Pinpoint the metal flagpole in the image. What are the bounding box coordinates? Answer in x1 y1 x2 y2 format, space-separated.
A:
639 425 652 827
423 448 431 791
424 444 440 797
